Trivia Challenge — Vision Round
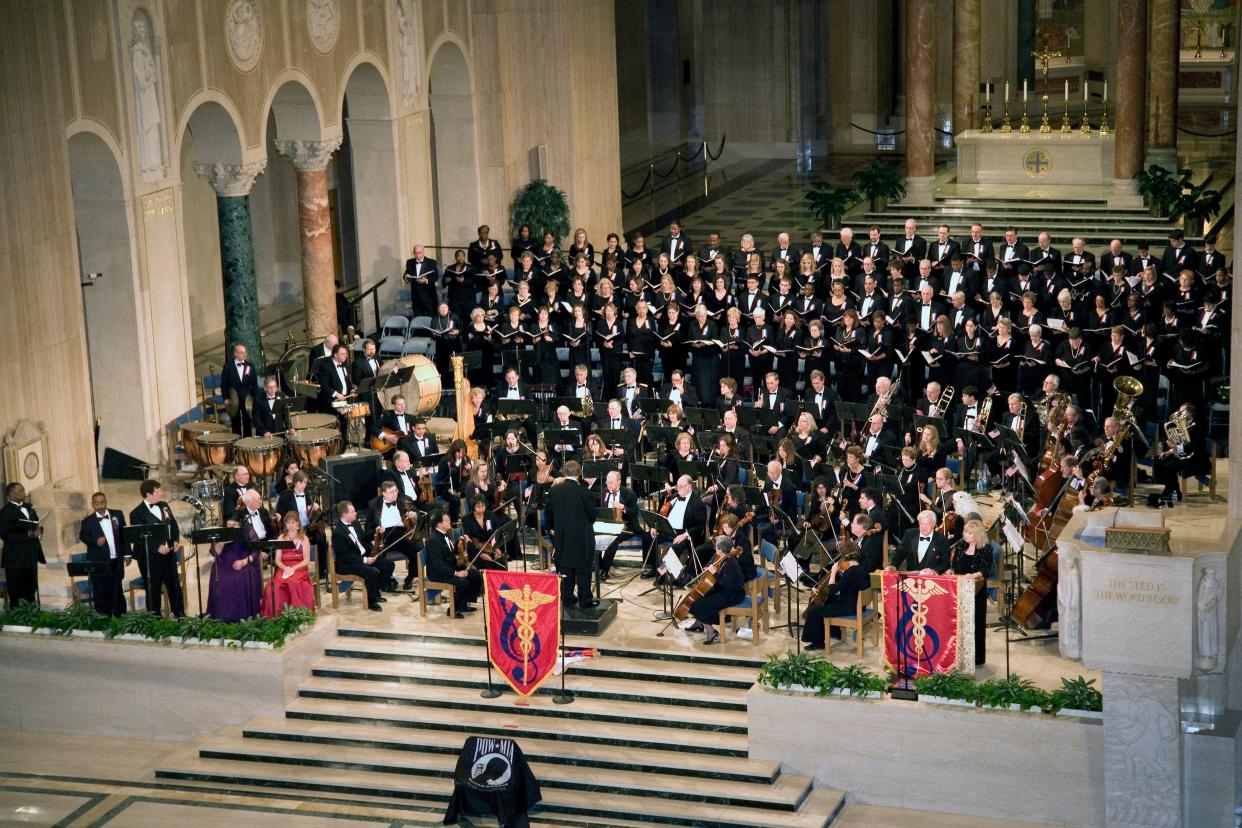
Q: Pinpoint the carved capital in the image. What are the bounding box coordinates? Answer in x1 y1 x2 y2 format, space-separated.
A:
274 136 343 172
194 160 267 197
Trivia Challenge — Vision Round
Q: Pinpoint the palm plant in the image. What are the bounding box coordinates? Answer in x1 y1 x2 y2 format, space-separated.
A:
804 183 861 229
851 158 907 212
509 179 570 247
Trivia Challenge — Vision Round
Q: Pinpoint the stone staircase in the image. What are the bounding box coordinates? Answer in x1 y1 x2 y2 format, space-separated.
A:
155 628 846 827
866 195 1194 250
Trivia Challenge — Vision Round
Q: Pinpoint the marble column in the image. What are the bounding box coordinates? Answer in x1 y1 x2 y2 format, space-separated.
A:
195 161 267 370
1147 0 1181 169
275 137 343 340
904 0 935 205
1232 56 1242 518
1112 0 1148 202
952 0 981 134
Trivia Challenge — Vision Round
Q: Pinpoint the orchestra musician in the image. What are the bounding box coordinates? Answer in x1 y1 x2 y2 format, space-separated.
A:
315 343 354 416
274 471 326 562
598 470 640 582
683 535 746 646
220 342 260 437
802 528 869 651
460 496 514 570
1151 404 1208 505
426 508 481 617
252 377 290 437
127 479 185 618
367 481 420 592
331 500 389 611
644 474 708 579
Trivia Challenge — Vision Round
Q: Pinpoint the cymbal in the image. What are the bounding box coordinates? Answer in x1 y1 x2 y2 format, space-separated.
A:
205 464 239 476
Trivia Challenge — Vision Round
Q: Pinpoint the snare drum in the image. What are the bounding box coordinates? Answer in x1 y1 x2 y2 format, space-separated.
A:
288 427 342 468
343 402 371 420
288 412 337 431
192 479 223 501
195 432 238 468
180 421 230 466
235 436 285 479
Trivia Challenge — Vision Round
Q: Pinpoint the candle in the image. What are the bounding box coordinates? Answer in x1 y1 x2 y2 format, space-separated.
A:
985 82 991 103
1064 79 1069 102
1103 80 1108 103
1023 79 1028 102
1004 81 1010 102
1083 80 1088 102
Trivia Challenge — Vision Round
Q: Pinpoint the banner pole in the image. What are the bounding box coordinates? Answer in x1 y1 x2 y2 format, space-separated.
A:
553 576 573 704
480 573 501 699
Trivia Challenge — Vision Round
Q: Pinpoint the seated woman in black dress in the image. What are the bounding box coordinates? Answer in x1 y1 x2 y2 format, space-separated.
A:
801 523 871 651
460 496 517 568
684 535 746 645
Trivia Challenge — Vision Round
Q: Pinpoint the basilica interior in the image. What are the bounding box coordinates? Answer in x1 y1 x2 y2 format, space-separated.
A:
1 1 1241 827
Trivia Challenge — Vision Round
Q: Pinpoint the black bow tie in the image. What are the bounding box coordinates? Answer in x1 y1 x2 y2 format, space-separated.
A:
920 536 931 543
675 496 686 502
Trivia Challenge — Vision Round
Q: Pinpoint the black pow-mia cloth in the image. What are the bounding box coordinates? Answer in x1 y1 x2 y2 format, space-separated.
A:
444 736 541 828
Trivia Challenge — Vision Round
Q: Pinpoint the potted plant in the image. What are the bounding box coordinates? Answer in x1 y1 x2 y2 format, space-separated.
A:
758 650 830 692
976 673 1049 713
1136 165 1182 217
1049 676 1103 719
804 183 861 230
914 669 978 707
1 600 47 633
1172 177 1222 234
822 663 888 698
509 179 570 249
55 604 110 638
851 159 907 213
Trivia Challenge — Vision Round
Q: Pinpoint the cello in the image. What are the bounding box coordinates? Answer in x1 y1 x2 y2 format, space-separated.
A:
671 512 754 621
1011 481 1077 629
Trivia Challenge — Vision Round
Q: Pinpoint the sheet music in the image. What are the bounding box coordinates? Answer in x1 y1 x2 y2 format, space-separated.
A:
780 551 803 583
662 549 684 579
1002 519 1026 553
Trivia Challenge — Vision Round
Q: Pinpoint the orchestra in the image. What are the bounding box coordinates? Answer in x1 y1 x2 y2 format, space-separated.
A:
16 219 1225 656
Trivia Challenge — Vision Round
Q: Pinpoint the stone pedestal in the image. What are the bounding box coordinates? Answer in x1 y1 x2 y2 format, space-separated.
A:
1179 51 1236 105
955 130 1116 186
194 161 266 370
904 0 935 205
275 137 342 340
1102 675 1183 828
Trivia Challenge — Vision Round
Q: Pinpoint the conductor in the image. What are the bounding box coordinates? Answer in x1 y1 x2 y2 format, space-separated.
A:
546 460 598 610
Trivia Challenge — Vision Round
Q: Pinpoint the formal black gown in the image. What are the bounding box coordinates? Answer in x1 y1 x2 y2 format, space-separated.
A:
950 547 993 665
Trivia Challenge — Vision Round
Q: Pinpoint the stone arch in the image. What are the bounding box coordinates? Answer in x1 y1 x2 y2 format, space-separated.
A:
427 38 480 249
339 58 402 310
67 131 149 461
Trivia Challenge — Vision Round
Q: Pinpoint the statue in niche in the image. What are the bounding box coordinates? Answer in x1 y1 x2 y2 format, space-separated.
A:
130 12 166 174
1057 553 1081 659
396 0 422 107
1196 567 1223 672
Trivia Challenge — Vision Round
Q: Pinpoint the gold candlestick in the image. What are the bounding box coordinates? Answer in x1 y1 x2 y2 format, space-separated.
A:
1039 94 1052 133
980 101 993 133
1001 101 1012 133
1079 101 1091 135
1098 108 1110 137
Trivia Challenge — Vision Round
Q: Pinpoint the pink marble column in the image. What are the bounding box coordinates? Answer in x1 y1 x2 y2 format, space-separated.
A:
276 137 343 339
1147 0 1180 167
952 0 981 134
1113 0 1148 188
905 0 936 204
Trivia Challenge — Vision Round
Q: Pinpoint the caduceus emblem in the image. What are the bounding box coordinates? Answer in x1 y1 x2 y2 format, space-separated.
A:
897 576 949 664
498 583 557 682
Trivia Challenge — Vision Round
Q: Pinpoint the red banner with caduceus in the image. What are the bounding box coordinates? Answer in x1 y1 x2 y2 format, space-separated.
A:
881 572 970 678
483 570 561 697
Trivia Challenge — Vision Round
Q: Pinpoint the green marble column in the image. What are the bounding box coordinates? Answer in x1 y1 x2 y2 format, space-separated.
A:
216 195 263 372
194 161 266 371
1016 0 1035 89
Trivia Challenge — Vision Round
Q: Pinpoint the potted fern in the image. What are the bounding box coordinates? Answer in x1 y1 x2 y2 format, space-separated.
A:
914 669 978 707
509 179 570 249
804 183 861 230
758 650 829 692
822 663 888 698
851 159 907 213
976 673 1050 713
1049 676 1103 719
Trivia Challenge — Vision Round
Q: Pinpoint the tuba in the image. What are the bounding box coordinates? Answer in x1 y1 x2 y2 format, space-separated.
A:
1112 375 1143 424
1164 408 1191 450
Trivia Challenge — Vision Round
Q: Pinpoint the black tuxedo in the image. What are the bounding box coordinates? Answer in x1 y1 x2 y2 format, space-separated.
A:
426 527 480 613
895 235 928 275
330 519 389 607
404 256 440 315
963 237 995 270
661 235 692 267
660 383 699 411
127 500 185 617
863 240 893 269
0 501 44 606
755 386 793 430
220 359 261 436
316 358 353 412
1161 244 1197 278
997 241 1031 273
941 268 978 302
1100 251 1133 278
252 394 289 436
381 467 422 503
891 528 951 573
222 481 260 522
78 510 130 615
307 343 334 378
547 476 597 606
379 409 416 438
928 239 962 268
398 432 440 463
835 241 864 275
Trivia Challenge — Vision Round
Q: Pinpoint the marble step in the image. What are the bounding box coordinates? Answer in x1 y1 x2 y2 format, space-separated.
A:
193 733 812 811
242 716 780 784
296 676 747 734
335 628 768 670
310 655 750 710
324 634 760 689
865 216 1195 234
285 697 751 757
156 754 845 828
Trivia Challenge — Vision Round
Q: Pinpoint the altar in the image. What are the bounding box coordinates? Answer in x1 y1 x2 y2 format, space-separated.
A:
955 129 1116 187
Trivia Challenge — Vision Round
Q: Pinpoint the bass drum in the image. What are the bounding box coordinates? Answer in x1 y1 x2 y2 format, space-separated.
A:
379 354 442 415
276 343 313 397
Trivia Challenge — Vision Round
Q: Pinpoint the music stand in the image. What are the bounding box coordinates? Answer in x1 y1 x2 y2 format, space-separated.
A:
501 452 534 570
642 425 681 452
123 522 169 613
547 396 590 421
913 414 949 443
736 407 778 432
676 460 710 483
683 407 721 430
594 428 634 454
636 397 669 419
629 462 668 500
191 526 242 617
638 509 677 621
543 429 582 464
254 538 297 606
